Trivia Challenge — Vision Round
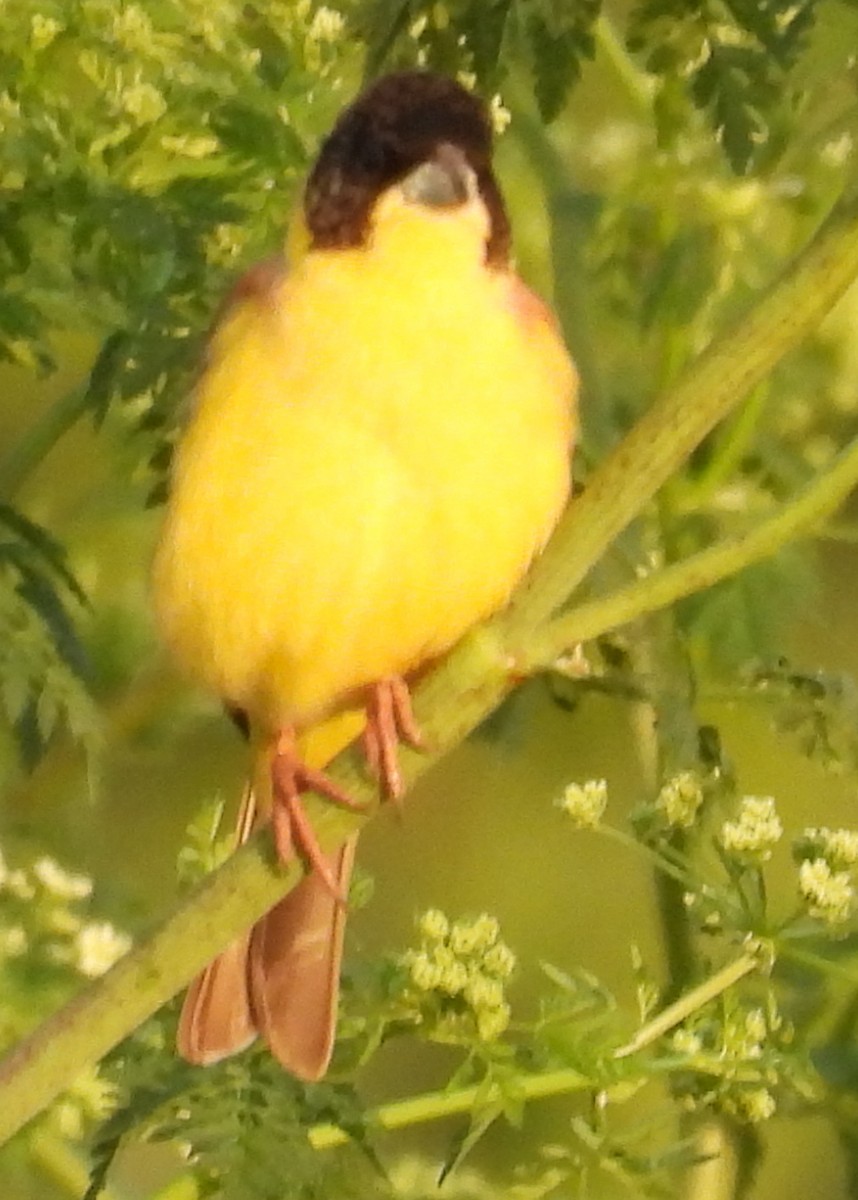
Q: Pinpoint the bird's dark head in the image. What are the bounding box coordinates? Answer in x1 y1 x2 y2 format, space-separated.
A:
304 72 510 266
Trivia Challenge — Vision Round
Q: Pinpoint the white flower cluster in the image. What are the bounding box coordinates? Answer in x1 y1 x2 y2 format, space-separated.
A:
673 1000 784 1125
719 1003 782 1123
793 826 858 926
719 796 783 864
403 909 516 1042
796 826 858 870
0 847 130 978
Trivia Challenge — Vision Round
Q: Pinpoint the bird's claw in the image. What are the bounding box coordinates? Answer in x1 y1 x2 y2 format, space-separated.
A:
362 676 424 802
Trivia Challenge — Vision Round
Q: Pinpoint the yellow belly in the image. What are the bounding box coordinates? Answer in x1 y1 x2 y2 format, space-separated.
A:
152 220 575 733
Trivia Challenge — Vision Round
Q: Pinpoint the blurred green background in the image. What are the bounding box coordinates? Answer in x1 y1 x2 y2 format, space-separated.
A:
3 0 858 1196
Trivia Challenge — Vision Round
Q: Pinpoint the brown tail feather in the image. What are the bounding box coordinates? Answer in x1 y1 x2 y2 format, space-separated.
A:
248 837 356 1080
176 929 257 1063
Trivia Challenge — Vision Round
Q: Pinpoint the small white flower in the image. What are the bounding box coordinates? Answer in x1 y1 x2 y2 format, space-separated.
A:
476 1002 510 1041
744 1008 767 1045
467 913 500 950
406 950 441 991
656 771 704 828
0 926 27 957
205 223 247 266
557 779 608 829
463 973 505 1011
482 940 516 978
490 94 512 135
31 14 62 49
436 957 469 996
120 78 167 124
417 908 449 942
449 920 483 956
409 13 428 38
308 6 344 43
6 869 35 900
731 1087 777 1123
76 923 131 978
111 5 153 52
198 17 226 53
34 856 92 899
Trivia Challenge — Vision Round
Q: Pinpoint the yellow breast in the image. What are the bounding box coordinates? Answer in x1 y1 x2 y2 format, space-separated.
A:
152 199 576 732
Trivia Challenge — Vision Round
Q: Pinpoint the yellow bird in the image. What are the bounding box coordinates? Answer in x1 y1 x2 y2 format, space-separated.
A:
152 71 577 1081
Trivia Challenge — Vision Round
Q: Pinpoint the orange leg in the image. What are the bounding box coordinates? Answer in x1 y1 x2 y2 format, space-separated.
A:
270 728 365 900
269 677 424 896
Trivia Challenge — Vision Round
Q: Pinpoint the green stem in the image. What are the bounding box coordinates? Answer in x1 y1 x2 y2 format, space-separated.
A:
1 176 858 1150
637 607 701 1000
0 383 90 499
308 1068 590 1150
524 430 858 665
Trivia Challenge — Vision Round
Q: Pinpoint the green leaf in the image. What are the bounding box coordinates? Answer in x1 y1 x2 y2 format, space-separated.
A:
0 504 86 604
629 0 820 172
679 546 815 670
438 1103 501 1183
85 330 131 424
525 1 601 122
352 0 415 80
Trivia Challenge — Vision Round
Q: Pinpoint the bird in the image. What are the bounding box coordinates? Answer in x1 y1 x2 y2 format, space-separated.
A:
151 69 577 1081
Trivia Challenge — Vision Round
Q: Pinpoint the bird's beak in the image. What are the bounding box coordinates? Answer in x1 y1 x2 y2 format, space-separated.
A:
400 143 477 209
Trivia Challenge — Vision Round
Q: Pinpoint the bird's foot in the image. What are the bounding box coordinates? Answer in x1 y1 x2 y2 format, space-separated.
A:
362 675 424 802
269 677 423 897
270 728 366 901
